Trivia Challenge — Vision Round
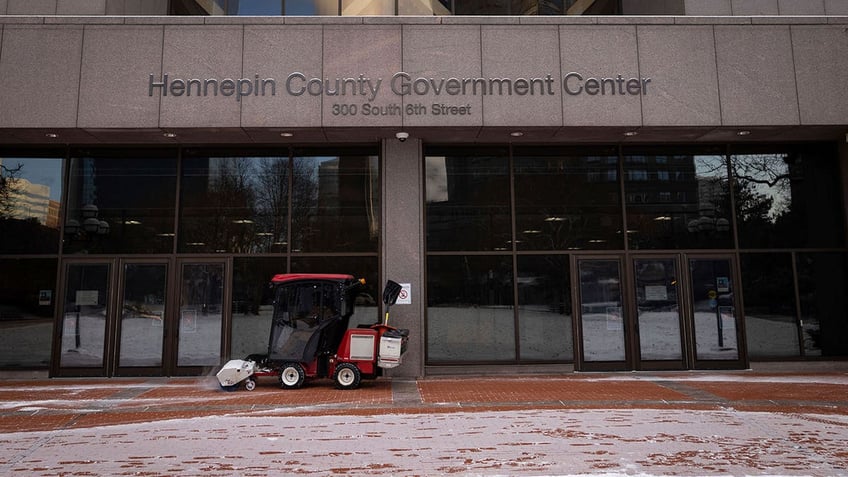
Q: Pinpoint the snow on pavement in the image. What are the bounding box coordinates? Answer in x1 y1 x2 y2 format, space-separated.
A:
1 408 847 476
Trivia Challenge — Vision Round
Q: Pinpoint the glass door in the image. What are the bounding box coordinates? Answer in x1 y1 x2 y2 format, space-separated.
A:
632 256 686 370
688 256 747 369
114 261 169 375
173 261 227 374
576 258 629 370
56 261 112 376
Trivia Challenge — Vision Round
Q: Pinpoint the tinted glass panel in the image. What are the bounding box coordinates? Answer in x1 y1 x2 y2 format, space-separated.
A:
796 252 848 357
231 257 284 359
180 156 290 254
689 258 739 360
65 153 177 254
625 154 732 249
578 259 625 362
427 255 515 362
228 0 282 14
426 152 510 251
285 0 339 14
732 150 844 248
291 155 380 253
635 258 682 360
514 154 622 250
455 0 510 13
517 255 572 361
60 263 109 368
741 253 799 358
0 156 63 254
178 263 224 366
342 0 393 15
118 264 167 367
0 259 56 368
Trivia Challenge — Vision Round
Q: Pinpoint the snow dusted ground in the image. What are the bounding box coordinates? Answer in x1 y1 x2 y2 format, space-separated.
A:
1 407 847 476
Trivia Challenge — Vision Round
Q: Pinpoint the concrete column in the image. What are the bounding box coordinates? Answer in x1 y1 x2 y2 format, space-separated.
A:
381 137 425 379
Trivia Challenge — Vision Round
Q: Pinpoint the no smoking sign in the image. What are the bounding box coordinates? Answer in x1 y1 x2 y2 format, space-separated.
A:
396 283 412 305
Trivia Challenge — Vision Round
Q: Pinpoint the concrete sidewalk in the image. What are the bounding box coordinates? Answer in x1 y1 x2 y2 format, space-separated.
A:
1 370 848 475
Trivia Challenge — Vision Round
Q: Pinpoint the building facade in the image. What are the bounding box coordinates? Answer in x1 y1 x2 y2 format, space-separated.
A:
1 0 847 378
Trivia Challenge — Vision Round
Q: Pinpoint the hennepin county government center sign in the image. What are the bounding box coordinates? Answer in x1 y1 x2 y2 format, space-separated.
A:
148 71 652 117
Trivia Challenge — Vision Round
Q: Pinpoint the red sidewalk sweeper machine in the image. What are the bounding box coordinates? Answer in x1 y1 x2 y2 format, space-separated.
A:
216 274 408 391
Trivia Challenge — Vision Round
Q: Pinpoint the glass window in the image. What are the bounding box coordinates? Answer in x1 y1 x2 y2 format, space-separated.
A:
65 150 177 254
517 255 572 361
231 257 284 359
180 155 290 254
291 154 380 253
425 150 510 251
178 263 224 366
455 0 510 14
796 252 848 357
399 0 452 14
427 255 515 362
741 253 799 358
625 154 732 250
290 256 378 328
0 259 56 368
342 0 393 15
227 0 283 14
732 148 844 248
60 263 110 368
0 156 63 254
513 152 622 250
285 0 339 14
578 259 625 362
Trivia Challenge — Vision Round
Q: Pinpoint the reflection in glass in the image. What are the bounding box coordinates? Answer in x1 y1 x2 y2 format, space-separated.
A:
119 264 167 367
796 253 848 357
578 260 625 362
231 258 282 359
625 154 732 249
227 0 282 14
425 153 510 251
342 0 393 15
690 259 738 360
291 155 380 253
286 0 339 14
732 151 844 248
178 263 224 366
514 154 622 250
65 153 177 254
180 156 290 254
399 0 452 14
291 256 379 328
60 264 109 368
635 258 682 360
0 259 56 367
427 255 515 362
741 253 798 358
0 156 63 254
517 255 572 361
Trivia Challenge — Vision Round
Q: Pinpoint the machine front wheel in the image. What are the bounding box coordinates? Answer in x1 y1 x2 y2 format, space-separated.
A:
333 363 361 390
280 363 305 389
244 378 257 391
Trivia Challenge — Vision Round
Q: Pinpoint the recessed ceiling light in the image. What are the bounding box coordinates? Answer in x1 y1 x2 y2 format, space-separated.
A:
280 132 294 137
510 131 524 137
736 130 751 136
163 132 177 138
45 133 58 138
624 131 639 137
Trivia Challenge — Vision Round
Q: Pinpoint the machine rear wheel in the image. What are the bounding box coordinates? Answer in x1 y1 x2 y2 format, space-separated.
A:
333 363 361 390
280 363 305 389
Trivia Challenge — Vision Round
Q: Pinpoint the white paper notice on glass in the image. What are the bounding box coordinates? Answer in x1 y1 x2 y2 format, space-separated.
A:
75 290 99 306
644 285 668 301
